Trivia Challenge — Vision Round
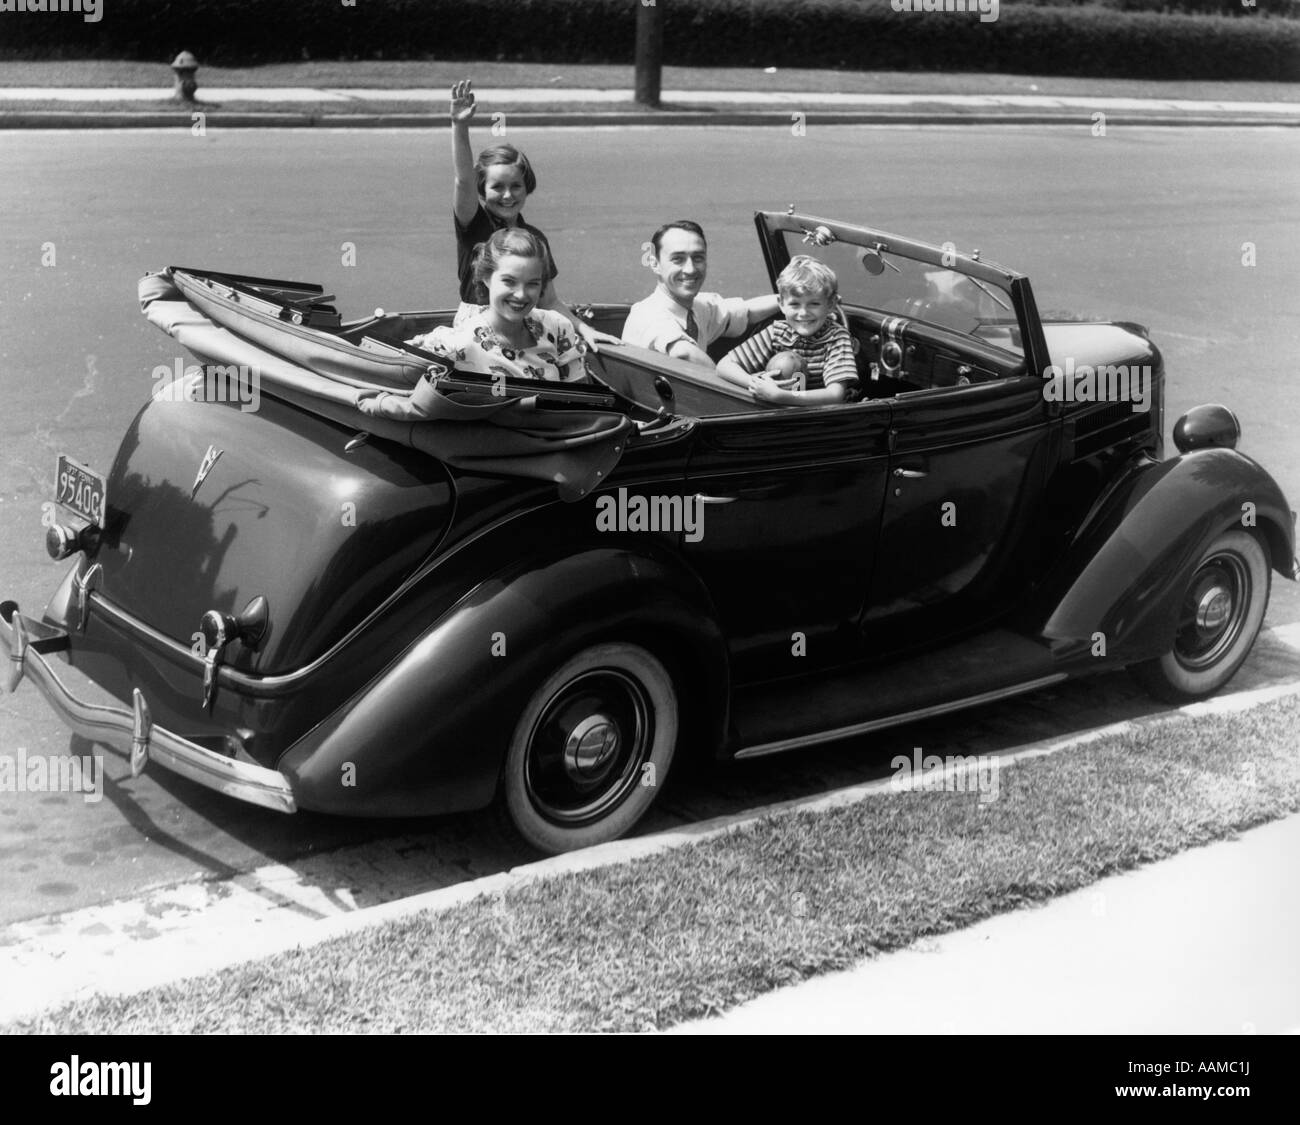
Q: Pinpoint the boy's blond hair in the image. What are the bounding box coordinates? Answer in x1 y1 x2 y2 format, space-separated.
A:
777 255 838 302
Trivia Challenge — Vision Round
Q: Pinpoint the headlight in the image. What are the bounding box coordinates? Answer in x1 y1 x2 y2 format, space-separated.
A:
1172 404 1240 454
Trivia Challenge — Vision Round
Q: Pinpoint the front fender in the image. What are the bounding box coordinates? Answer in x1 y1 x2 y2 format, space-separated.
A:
1034 448 1294 663
277 546 728 817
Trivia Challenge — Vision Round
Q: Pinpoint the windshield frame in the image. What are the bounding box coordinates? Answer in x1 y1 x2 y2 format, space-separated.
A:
755 211 1051 380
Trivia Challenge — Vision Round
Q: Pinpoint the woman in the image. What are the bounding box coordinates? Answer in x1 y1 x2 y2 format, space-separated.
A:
357 227 588 420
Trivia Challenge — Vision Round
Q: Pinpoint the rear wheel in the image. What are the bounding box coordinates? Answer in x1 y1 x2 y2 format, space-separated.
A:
1130 529 1270 703
503 642 677 854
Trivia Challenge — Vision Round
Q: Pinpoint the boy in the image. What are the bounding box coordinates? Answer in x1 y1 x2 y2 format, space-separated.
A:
716 256 858 405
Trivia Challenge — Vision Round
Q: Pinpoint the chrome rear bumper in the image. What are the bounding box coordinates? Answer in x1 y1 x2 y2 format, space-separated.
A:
0 604 296 814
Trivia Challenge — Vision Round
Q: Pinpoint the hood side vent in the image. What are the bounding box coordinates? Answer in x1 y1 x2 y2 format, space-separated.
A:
1070 402 1153 462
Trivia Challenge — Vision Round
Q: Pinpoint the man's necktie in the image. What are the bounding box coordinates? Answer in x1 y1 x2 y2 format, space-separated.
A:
686 309 699 344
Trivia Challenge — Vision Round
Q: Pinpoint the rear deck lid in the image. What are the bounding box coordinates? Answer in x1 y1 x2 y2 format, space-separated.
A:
93 388 454 674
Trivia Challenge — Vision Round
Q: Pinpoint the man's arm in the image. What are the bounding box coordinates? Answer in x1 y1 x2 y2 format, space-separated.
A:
665 337 715 367
450 80 478 227
622 302 714 366
743 293 780 327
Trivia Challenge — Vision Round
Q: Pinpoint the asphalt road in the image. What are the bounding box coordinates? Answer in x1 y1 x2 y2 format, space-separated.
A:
1 124 1297 926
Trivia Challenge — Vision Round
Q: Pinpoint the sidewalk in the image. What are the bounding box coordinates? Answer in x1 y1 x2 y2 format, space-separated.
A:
1 85 1298 127
672 812 1300 1035
3 667 1298 1030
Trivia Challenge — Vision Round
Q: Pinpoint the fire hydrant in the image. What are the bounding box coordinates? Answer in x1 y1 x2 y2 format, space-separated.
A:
170 51 199 103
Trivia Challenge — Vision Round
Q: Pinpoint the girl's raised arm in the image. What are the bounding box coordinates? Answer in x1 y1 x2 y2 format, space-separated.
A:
450 79 479 227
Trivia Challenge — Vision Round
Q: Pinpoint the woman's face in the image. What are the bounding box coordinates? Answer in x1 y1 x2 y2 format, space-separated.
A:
481 163 529 221
486 253 546 326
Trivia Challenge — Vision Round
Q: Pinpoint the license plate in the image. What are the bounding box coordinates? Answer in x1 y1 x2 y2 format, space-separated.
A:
55 454 107 526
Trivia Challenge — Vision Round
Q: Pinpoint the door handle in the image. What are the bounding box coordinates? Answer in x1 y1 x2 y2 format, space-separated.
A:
892 468 928 479
695 494 738 505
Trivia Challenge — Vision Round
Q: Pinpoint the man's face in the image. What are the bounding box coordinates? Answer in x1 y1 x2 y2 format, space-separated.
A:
651 228 708 307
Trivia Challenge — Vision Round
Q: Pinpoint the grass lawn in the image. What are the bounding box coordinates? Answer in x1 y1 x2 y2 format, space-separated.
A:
9 692 1299 1034
1 60 1298 105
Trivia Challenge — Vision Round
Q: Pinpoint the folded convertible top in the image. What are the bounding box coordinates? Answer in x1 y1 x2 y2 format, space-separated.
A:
139 268 631 500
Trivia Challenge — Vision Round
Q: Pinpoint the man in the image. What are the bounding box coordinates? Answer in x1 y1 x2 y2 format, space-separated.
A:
621 220 778 367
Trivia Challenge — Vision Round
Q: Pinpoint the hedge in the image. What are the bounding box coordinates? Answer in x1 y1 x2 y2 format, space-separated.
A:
1008 0 1298 16
1 0 1297 81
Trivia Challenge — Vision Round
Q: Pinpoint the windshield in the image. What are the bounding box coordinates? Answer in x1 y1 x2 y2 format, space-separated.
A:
780 232 1023 357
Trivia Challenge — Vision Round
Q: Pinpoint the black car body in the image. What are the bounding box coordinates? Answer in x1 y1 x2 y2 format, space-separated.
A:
3 211 1294 853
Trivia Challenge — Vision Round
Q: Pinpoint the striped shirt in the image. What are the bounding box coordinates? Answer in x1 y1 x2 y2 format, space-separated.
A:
723 320 857 391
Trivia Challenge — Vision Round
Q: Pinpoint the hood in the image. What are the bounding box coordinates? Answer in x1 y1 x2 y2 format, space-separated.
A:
1042 321 1160 372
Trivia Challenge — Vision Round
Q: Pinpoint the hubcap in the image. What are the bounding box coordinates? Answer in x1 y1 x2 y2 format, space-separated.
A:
1174 553 1249 671
1195 586 1232 632
564 714 620 779
524 669 653 826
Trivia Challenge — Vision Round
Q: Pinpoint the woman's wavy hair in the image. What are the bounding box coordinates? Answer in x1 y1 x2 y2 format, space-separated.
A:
470 226 553 303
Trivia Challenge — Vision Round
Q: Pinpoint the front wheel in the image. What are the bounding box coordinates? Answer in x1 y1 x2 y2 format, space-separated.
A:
503 642 677 854
1130 529 1270 703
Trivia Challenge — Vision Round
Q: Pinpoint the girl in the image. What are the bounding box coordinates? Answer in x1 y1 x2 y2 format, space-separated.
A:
357 227 588 420
448 78 616 349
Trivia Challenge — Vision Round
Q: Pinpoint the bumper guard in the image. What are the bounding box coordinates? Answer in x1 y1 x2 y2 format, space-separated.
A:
0 603 296 814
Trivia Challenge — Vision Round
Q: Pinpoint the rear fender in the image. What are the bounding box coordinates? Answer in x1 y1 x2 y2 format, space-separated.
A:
277 546 728 817
1034 448 1294 663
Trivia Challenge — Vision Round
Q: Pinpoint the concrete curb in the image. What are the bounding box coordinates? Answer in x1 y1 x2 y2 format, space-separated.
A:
3 110 1299 130
5 661 1299 1023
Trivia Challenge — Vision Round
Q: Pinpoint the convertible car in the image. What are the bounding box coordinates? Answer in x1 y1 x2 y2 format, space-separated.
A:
2 210 1295 853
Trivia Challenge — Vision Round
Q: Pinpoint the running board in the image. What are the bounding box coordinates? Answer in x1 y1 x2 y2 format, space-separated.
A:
735 673 1067 759
731 628 1067 759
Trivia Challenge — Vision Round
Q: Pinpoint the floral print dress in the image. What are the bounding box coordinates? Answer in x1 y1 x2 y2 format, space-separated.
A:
413 308 588 383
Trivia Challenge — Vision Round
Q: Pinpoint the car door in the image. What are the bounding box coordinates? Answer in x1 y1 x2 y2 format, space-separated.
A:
863 376 1053 652
680 399 892 682
751 210 1058 654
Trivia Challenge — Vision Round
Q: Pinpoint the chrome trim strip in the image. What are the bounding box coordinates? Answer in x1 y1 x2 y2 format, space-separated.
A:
734 674 1069 760
0 608 296 814
80 490 557 696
